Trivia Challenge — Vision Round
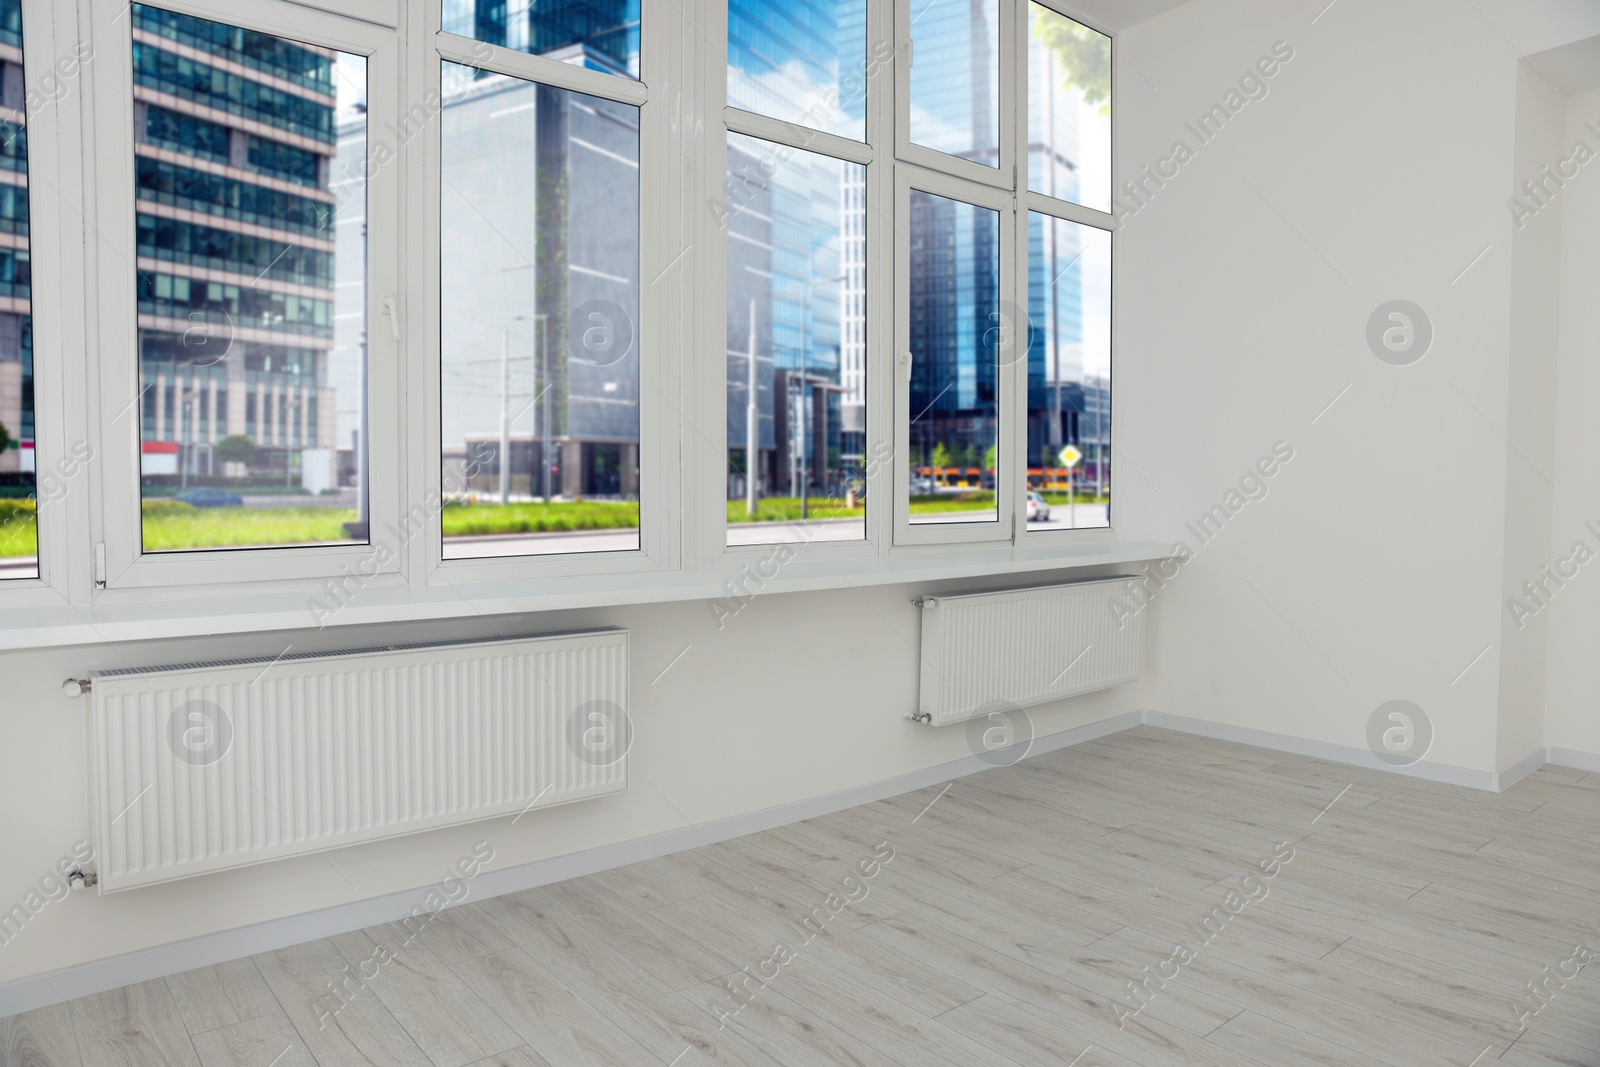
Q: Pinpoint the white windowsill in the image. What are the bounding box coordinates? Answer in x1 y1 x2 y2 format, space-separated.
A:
0 540 1172 651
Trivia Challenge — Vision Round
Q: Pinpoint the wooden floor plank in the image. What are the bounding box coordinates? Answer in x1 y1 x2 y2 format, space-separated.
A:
17 727 1600 1066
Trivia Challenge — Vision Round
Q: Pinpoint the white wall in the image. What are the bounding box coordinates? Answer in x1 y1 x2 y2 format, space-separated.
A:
0 570 1136 995
1543 84 1600 759
1114 0 1598 773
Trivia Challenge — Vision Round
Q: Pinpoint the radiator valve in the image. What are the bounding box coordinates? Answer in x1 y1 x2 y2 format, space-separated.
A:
65 866 96 889
61 678 91 698
908 710 933 724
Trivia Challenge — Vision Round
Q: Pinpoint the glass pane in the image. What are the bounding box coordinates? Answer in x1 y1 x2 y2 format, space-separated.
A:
440 62 641 559
907 189 999 525
133 5 368 553
908 0 999 167
728 0 868 141
1028 213 1109 529
442 0 640 80
1028 3 1110 212
0 0 36 579
725 133 866 547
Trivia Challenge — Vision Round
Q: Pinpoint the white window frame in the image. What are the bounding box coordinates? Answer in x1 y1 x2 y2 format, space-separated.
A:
410 0 680 588
0 0 80 609
1017 0 1117 545
702 0 896 571
84 0 405 591
893 163 1020 547
0 0 1135 642
890 0 1116 548
894 0 1015 191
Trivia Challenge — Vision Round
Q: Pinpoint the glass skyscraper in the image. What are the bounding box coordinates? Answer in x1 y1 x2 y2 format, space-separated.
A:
725 0 866 501
436 1 643 515
0 0 31 480
131 4 349 492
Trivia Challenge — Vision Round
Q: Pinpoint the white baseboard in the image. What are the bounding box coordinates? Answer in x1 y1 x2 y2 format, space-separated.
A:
1138 709 1502 791
1543 745 1600 774
0 710 1141 1020
1494 746 1549 792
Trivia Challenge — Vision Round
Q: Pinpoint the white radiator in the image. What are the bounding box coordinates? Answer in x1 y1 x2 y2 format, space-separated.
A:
916 578 1143 725
84 629 629 892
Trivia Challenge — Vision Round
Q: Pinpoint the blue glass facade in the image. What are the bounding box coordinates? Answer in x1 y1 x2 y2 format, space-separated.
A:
443 0 641 78
130 3 349 493
725 0 866 500
0 0 32 478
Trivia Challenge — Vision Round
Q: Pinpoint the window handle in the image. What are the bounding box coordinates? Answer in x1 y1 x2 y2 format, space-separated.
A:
382 295 401 341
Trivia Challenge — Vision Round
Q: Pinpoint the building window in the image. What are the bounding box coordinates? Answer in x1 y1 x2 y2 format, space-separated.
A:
1027 213 1109 530
724 133 867 545
1028 0 1110 212
907 0 1000 168
131 4 368 553
0 0 36 579
727 0 868 140
1024 4 1112 531
895 0 1113 543
443 0 641 81
907 188 1001 525
438 61 642 559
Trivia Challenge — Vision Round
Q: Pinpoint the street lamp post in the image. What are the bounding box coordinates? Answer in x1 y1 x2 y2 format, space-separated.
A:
746 297 759 518
476 315 539 505
537 313 550 503
798 273 846 521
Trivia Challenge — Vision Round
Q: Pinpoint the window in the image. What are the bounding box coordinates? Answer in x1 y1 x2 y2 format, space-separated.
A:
0 0 37 580
724 135 867 546
1027 214 1109 529
895 0 1113 544
1028 1 1111 212
438 62 641 559
443 0 641 80
907 0 1000 167
728 0 868 140
130 5 368 554
906 189 1001 525
0 0 1117 628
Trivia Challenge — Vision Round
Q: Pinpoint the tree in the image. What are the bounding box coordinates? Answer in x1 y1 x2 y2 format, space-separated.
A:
931 442 953 472
0 420 10 457
984 444 997 472
1033 8 1111 117
215 434 257 471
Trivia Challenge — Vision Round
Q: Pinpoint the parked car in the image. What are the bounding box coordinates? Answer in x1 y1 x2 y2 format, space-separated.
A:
910 476 936 495
175 487 244 508
1026 491 1051 522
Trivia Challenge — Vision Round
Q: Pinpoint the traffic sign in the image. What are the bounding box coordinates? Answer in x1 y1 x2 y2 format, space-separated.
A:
1058 445 1082 468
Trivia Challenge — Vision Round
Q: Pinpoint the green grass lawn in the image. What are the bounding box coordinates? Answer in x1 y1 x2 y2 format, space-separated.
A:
0 501 36 557
7 491 1113 556
442 501 639 536
141 506 360 550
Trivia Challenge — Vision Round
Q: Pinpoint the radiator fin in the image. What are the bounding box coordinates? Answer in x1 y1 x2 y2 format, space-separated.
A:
87 630 628 892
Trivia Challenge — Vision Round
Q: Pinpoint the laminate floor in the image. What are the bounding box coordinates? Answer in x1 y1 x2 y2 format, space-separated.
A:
6 726 1600 1066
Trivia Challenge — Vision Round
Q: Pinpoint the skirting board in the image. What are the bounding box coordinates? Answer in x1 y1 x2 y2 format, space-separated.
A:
0 711 1142 1019
1139 710 1556 793
1545 745 1600 775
